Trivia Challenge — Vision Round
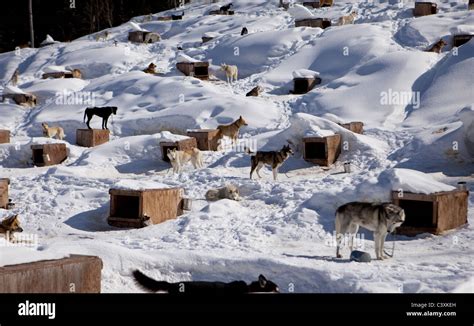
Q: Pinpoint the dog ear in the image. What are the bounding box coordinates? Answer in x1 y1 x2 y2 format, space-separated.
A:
258 274 267 288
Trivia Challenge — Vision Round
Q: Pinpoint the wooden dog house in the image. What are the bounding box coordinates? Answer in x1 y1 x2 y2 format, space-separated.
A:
413 2 437 17
0 178 10 209
339 121 364 134
293 77 322 94
108 187 183 228
303 1 321 8
303 134 341 166
0 130 10 144
160 138 197 162
128 31 160 43
391 190 468 236
187 129 220 151
453 34 474 47
0 255 102 293
31 143 67 167
76 129 110 147
209 9 235 15
176 61 209 80
295 18 331 29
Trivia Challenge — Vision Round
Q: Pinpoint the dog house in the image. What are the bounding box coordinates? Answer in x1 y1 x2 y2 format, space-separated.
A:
303 1 321 8
76 129 110 147
413 2 437 16
320 0 333 7
469 0 474 10
42 71 81 79
209 9 235 15
295 18 331 29
108 187 184 228
187 129 220 151
0 130 10 144
160 138 197 162
303 134 341 166
339 122 364 134
293 77 322 94
157 16 172 21
128 31 160 43
176 61 209 80
0 255 102 293
31 143 67 167
453 34 474 47
0 178 9 209
391 190 468 236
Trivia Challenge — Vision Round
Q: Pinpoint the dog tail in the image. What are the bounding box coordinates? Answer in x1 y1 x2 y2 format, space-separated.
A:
132 270 170 292
83 108 88 122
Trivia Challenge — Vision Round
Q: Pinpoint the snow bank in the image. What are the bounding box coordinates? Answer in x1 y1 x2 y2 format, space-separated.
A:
3 85 27 95
43 65 70 74
112 179 171 191
288 4 314 20
380 168 455 194
0 245 69 267
292 69 320 79
177 53 200 63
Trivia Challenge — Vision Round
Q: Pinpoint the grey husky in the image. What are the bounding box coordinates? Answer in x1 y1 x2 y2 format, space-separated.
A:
249 144 294 181
335 202 405 260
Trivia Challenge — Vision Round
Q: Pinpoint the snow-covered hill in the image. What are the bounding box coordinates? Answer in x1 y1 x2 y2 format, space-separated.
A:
0 0 473 293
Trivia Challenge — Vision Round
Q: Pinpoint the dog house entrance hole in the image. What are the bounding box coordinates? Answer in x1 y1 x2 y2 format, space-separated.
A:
32 148 45 164
162 145 178 162
305 142 326 159
194 66 207 76
398 200 434 227
112 195 140 219
295 79 310 93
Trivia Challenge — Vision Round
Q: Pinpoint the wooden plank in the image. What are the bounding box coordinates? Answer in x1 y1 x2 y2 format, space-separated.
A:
76 129 110 147
0 130 10 144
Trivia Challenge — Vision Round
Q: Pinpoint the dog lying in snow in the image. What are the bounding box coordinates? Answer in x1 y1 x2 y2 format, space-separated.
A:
0 215 24 243
338 11 357 25
133 270 279 294
246 85 263 97
205 184 241 201
220 63 238 83
167 148 203 173
143 63 157 74
42 123 65 140
425 39 447 53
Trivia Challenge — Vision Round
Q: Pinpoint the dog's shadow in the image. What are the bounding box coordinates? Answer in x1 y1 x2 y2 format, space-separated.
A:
64 204 117 232
282 253 349 263
116 159 170 174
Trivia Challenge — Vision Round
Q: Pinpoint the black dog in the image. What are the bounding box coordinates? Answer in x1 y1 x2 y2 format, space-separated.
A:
83 106 117 130
241 27 248 36
133 270 279 294
220 3 233 12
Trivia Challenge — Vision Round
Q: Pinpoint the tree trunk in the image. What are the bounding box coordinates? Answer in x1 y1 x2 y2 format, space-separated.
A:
28 0 35 47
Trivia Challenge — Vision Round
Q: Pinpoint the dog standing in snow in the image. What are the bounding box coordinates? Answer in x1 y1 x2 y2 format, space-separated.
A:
425 39 447 53
167 148 203 174
205 184 242 201
220 63 238 84
338 11 357 25
41 123 65 140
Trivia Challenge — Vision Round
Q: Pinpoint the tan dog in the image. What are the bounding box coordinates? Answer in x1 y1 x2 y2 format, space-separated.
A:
42 123 65 140
216 116 248 145
0 215 23 242
338 11 357 25
246 86 263 97
425 39 447 53
143 63 157 74
220 63 238 83
205 184 241 201
71 69 82 79
167 148 203 174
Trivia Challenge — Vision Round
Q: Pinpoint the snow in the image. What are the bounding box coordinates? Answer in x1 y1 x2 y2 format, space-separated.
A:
0 0 473 293
292 69 320 79
43 65 70 74
2 85 27 95
288 5 315 20
40 34 60 46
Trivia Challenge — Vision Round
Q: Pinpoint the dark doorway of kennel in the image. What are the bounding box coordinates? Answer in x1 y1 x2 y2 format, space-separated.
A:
397 199 435 228
305 141 326 160
110 195 140 219
32 148 45 165
161 145 178 162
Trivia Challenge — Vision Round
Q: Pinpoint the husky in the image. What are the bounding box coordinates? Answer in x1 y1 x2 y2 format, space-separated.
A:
216 116 248 145
9 69 19 86
83 106 117 130
220 63 238 84
95 31 109 42
71 69 82 79
220 3 233 12
335 202 405 260
338 11 357 25
249 144 294 181
246 85 263 97
167 148 203 174
143 63 157 74
133 270 279 294
425 39 447 53
41 123 65 140
0 215 24 243
205 184 241 201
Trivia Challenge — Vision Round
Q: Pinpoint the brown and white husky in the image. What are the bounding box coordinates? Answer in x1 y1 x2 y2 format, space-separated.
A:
167 148 203 173
248 144 294 181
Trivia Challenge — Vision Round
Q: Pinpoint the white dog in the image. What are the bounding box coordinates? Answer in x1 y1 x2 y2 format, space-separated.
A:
167 148 203 173
41 123 65 140
220 63 238 84
338 11 357 25
205 184 241 201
